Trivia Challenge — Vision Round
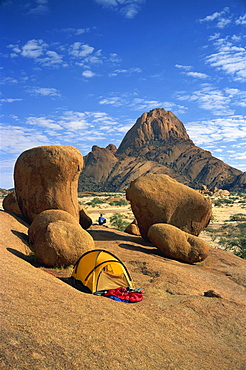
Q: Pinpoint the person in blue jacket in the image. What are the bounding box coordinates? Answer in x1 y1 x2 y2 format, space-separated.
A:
98 214 106 225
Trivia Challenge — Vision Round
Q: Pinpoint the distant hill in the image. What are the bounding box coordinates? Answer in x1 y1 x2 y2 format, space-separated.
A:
79 108 246 192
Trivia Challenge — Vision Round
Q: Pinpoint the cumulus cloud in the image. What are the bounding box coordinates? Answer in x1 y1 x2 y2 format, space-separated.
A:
27 0 49 15
175 65 209 79
99 93 187 114
186 115 246 146
7 39 65 68
235 13 246 26
185 72 209 79
68 42 94 58
21 39 47 58
175 64 193 71
199 7 231 29
26 116 62 130
94 0 145 18
109 67 141 77
0 124 53 154
177 78 246 114
27 87 61 97
82 70 95 78
59 27 91 35
206 37 246 81
0 98 23 103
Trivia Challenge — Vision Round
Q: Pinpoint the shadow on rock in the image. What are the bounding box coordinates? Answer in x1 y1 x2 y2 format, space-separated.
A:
88 227 152 246
119 242 163 256
0 209 30 226
7 247 41 267
11 229 29 245
59 276 91 294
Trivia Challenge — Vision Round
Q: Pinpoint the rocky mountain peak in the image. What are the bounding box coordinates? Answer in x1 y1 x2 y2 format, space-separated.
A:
79 108 245 192
117 108 191 156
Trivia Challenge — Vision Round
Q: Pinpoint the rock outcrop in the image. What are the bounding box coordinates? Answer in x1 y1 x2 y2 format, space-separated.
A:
2 190 22 215
28 209 94 267
14 146 83 223
124 219 141 236
1 210 246 370
148 223 209 263
78 108 245 192
79 205 92 229
126 173 212 241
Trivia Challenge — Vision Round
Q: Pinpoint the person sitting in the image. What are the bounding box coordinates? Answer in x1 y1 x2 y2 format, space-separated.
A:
98 214 106 225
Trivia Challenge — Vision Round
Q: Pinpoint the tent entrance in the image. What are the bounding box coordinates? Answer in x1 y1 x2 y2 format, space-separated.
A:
96 270 129 292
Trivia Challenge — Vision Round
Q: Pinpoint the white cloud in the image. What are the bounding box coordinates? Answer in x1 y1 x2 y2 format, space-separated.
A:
82 70 95 78
206 37 246 81
109 67 141 76
59 27 90 35
38 50 64 67
199 7 231 28
176 85 235 115
7 39 65 68
235 13 246 26
99 93 187 114
0 77 18 84
26 116 62 130
175 64 192 71
27 87 61 97
0 98 23 103
0 124 53 154
27 0 49 15
68 42 94 58
185 71 209 79
21 39 47 58
186 115 246 146
99 96 125 106
94 0 145 18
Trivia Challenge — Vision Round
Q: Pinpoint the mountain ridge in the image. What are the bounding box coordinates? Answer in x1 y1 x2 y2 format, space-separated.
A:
79 108 245 192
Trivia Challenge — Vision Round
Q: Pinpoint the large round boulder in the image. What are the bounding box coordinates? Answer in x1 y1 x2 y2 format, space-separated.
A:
148 223 209 263
3 191 22 215
14 146 83 223
126 174 212 241
28 209 94 267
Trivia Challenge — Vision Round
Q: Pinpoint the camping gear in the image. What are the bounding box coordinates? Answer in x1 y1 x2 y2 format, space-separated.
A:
102 287 144 303
72 249 134 294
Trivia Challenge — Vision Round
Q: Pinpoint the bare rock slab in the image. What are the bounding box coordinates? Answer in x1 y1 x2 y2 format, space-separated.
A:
126 173 212 241
14 146 83 223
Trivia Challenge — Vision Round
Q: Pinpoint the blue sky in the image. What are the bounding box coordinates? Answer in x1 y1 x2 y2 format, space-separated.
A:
1 0 246 189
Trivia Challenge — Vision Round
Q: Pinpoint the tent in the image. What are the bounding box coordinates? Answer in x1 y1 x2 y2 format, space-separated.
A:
71 249 134 294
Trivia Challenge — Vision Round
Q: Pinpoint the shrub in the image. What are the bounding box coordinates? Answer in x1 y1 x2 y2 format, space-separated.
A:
86 197 105 207
110 213 129 231
230 214 246 222
109 199 128 207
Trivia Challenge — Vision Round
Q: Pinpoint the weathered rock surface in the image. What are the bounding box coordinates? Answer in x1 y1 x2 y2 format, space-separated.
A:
14 145 83 223
79 205 92 229
1 210 246 370
124 219 141 236
2 191 22 215
148 223 209 263
79 144 118 191
78 108 245 192
28 209 94 267
126 173 212 241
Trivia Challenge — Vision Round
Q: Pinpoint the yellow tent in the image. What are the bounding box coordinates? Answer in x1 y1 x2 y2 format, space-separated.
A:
72 249 134 294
